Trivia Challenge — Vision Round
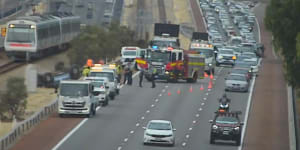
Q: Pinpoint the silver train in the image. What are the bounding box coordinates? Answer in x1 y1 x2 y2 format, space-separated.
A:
4 13 80 60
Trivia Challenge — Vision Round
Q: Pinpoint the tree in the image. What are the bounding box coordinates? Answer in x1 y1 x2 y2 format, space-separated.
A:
67 23 142 66
265 0 300 87
1 77 27 120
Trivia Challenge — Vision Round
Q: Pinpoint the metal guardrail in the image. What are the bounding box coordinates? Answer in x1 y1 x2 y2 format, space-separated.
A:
292 87 300 150
0 99 58 150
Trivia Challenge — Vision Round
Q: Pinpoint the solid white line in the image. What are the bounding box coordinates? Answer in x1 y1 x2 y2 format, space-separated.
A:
52 118 88 150
52 71 140 150
238 76 256 150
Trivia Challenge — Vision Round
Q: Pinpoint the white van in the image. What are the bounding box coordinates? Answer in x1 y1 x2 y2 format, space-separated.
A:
121 46 140 66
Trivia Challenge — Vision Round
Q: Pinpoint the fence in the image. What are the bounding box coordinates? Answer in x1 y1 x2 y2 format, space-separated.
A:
0 99 58 150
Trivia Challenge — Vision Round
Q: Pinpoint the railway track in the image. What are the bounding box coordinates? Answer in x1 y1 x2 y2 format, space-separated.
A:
157 0 167 23
0 61 24 74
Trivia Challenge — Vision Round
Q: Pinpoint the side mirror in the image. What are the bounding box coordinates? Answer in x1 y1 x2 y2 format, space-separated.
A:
209 120 213 123
240 122 244 125
142 127 146 130
105 86 109 89
173 128 177 131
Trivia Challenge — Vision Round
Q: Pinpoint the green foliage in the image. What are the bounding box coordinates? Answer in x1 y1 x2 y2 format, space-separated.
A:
265 0 300 87
0 77 27 121
68 23 143 66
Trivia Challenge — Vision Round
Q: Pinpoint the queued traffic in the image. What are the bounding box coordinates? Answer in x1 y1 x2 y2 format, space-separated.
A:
51 0 263 148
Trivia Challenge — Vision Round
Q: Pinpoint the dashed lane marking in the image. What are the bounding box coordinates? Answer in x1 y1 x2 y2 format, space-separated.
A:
124 138 128 142
141 116 145 120
136 123 140 127
117 146 122 150
130 130 134 134
196 114 200 117
182 142 187 147
198 108 202 111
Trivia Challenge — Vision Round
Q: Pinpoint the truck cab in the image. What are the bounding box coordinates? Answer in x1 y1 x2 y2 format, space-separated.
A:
121 46 140 67
89 65 119 100
189 41 216 74
58 80 97 118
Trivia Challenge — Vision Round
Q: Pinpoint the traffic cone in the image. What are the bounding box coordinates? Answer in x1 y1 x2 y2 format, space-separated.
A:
189 86 193 93
208 81 212 89
204 72 208 78
177 88 181 94
168 91 171 96
200 84 204 91
210 73 214 80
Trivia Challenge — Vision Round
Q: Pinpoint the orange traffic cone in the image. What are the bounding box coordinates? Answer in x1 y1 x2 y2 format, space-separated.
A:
168 91 171 96
204 72 208 78
210 73 214 80
177 88 181 94
200 84 204 91
208 81 212 89
189 86 193 93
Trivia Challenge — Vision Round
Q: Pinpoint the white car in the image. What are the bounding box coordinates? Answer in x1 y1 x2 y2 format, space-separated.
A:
84 77 110 106
143 120 176 146
242 52 258 62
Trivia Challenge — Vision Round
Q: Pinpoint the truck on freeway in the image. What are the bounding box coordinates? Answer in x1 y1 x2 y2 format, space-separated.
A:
189 32 216 74
149 23 180 50
57 80 97 118
137 48 205 83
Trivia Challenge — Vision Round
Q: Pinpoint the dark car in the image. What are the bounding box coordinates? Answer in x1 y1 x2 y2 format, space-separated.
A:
209 111 244 146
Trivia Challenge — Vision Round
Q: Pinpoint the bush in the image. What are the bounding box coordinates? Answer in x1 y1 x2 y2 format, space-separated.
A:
0 77 27 121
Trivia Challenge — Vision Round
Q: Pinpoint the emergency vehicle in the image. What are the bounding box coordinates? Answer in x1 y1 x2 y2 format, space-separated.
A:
89 64 119 100
120 46 141 66
137 48 205 83
189 32 216 74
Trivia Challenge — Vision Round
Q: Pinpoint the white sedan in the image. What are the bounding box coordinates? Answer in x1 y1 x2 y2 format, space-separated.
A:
143 120 176 146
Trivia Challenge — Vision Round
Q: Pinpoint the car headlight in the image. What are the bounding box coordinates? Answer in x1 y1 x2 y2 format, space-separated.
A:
165 71 169 74
208 63 212 66
234 127 240 130
212 125 218 129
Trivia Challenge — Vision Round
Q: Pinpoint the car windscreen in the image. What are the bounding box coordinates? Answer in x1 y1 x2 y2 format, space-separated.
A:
91 81 105 88
152 40 178 48
242 53 256 58
231 69 248 74
219 50 233 54
235 62 252 68
60 83 88 97
148 122 171 130
122 51 137 56
89 72 114 82
244 60 258 65
190 48 214 58
216 116 238 124
149 51 170 62
227 75 247 81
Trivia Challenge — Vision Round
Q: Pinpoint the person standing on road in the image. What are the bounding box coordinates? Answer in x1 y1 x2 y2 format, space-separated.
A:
116 63 122 83
139 68 144 87
151 67 157 88
127 67 133 85
123 65 129 84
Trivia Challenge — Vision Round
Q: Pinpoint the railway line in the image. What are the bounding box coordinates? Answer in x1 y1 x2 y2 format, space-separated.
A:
0 61 23 74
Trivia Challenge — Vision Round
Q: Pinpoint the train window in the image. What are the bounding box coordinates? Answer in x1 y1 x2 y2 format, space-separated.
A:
6 27 35 43
178 52 182 60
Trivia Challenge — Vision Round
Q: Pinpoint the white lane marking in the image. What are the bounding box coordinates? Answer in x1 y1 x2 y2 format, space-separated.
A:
52 118 89 150
136 123 140 127
196 114 200 117
193 120 197 124
52 106 102 150
208 89 211 92
159 94 162 97
186 134 190 139
165 85 168 88
151 104 155 107
155 99 159 102
206 93 209 95
203 97 207 100
117 146 122 150
162 89 166 92
52 71 140 149
146 110 150 113
201 103 205 106
124 138 128 142
198 108 202 111
189 128 193 131
130 130 134 134
217 67 223 74
141 116 145 120
182 142 187 147
238 76 256 150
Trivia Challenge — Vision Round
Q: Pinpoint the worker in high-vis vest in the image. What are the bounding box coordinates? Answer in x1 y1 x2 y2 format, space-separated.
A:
82 66 90 77
151 67 157 88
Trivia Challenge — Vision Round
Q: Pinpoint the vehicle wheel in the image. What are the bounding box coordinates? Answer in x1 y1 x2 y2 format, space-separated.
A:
170 140 175 147
92 105 96 116
116 89 119 95
236 137 241 146
110 94 115 100
192 73 198 83
86 106 93 118
104 98 109 106
212 68 215 75
210 137 215 144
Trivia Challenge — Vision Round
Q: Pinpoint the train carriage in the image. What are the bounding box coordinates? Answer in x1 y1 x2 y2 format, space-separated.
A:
4 13 80 61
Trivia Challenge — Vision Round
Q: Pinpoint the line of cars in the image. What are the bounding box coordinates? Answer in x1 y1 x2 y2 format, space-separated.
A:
200 0 263 146
57 64 120 118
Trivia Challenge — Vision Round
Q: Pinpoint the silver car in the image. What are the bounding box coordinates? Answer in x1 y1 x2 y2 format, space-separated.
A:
225 73 249 92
